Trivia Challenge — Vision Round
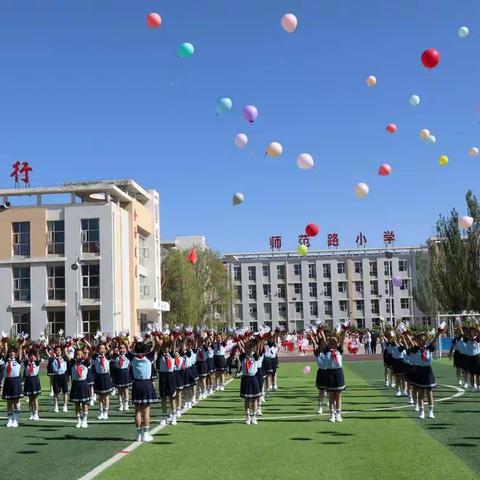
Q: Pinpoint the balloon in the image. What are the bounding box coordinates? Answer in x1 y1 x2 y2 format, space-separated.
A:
266 142 283 158
426 135 436 144
281 13 298 33
392 276 402 288
303 365 311 374
187 248 197 264
409 95 420 106
366 75 377 87
438 155 449 167
147 13 162 29
355 182 369 199
458 26 469 38
420 129 430 140
217 97 232 115
242 105 258 123
178 42 195 58
305 224 319 237
232 192 244 206
378 164 392 176
386 123 397 133
458 216 474 229
297 244 309 256
235 133 248 149
421 49 440 69
296 153 314 170
469 147 479 157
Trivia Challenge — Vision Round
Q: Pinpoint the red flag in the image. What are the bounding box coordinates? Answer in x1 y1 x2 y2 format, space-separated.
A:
187 248 198 264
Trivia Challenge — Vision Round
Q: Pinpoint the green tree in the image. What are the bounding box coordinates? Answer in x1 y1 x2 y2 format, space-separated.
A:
465 190 480 311
161 248 232 328
413 251 439 319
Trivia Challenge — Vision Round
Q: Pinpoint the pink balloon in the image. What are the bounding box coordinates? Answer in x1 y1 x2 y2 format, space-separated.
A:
147 13 162 29
386 123 397 134
378 164 392 176
242 105 258 123
392 276 402 288
281 13 298 33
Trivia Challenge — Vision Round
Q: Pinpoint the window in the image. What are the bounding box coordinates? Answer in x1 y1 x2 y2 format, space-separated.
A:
264 321 272 329
249 322 258 331
82 310 100 338
249 304 257 320
82 263 100 299
278 320 287 329
310 301 318 317
234 304 243 318
355 300 365 313
138 236 149 266
324 301 333 316
264 303 272 320
384 280 392 295
234 285 242 301
354 262 362 274
400 279 409 291
81 219 100 254
369 261 377 277
47 221 64 255
338 281 347 293
12 222 30 256
355 281 363 294
371 299 380 314
13 267 30 301
13 311 31 336
401 298 410 309
337 262 346 274
262 265 270 278
384 261 392 276
139 313 149 332
370 280 378 295
372 317 381 328
278 303 287 318
357 318 365 329
323 264 331 279
293 264 301 276
294 283 302 296
309 282 317 297
339 300 348 312
233 266 241 281
323 282 332 297
47 266 65 300
308 263 316 279
263 284 271 298
248 285 257 300
386 299 395 314
277 265 286 280
248 266 256 281
139 275 150 299
277 284 286 298
47 311 65 337
295 302 303 315
399 260 408 272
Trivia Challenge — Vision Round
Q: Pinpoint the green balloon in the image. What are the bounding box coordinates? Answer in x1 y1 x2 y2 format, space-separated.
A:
297 244 309 256
178 42 195 58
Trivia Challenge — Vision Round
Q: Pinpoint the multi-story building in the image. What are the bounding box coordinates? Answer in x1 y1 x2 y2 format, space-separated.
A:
224 246 426 331
0 179 169 339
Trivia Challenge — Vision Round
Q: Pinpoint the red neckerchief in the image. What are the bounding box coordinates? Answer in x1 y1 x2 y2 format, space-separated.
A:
331 349 339 364
136 354 145 360
100 356 105 370
166 356 173 370
56 357 62 370
7 360 12 377
421 349 428 361
174 356 181 367
28 361 34 376
246 357 252 374
119 355 124 368
76 362 83 379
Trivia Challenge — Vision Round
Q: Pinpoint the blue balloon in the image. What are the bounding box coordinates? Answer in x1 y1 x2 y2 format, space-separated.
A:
217 97 233 115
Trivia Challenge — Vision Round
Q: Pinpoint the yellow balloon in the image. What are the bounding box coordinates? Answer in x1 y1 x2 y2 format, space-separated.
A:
266 142 283 158
438 155 449 166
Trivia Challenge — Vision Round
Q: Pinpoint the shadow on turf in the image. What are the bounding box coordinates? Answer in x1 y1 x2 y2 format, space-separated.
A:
289 437 312 441
25 434 131 442
448 443 477 448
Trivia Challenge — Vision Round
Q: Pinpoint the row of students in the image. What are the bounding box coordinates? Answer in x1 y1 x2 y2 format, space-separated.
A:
449 325 480 389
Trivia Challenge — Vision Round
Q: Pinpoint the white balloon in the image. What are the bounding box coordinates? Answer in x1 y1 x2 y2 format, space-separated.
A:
232 192 245 205
234 133 248 149
458 26 469 38
355 182 369 199
458 215 473 229
296 153 314 170
426 135 436 144
366 75 377 87
469 147 479 157
409 95 420 106
420 129 430 140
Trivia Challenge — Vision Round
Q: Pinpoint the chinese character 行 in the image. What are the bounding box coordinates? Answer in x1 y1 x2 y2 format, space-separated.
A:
10 161 20 186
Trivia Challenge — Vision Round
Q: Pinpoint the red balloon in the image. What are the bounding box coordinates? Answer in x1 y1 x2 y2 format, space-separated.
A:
386 123 397 133
187 248 197 264
305 224 319 237
147 12 162 29
421 49 440 69
378 164 392 176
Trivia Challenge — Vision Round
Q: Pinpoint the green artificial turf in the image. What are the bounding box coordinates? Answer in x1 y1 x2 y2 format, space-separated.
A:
1 362 479 480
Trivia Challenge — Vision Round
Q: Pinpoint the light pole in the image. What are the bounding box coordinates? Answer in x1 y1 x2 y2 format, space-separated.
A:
71 257 81 336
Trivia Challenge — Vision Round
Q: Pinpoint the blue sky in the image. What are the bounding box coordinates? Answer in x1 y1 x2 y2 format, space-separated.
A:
0 1 479 253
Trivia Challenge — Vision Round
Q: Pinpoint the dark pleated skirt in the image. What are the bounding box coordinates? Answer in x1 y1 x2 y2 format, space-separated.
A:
132 379 158 404
2 376 23 399
24 376 42 396
214 355 227 372
272 356 279 372
93 372 113 394
69 380 91 403
404 364 415 383
453 350 462 369
206 358 215 374
316 369 328 390
262 357 273 374
413 366 436 389
256 369 264 390
52 374 69 395
174 369 184 390
196 361 208 377
240 375 261 398
113 368 131 388
392 358 405 375
383 350 392 367
158 372 177 398
467 355 480 375
325 368 346 391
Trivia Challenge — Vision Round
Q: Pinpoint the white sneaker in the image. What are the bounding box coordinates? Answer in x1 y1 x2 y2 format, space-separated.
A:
192 399 197 405
90 399 95 407
54 405 59 413
251 415 258 425
428 410 435 419
415 404 420 412
136 433 142 442
257 408 263 416
329 414 336 423
160 418 167 426
103 411 109 420
273 384 278 391
142 432 154 442
215 385 220 391
119 404 124 412
409 397 414 404
335 413 343 422
419 410 425 419
402 391 409 397
82 418 88 428
50 391 54 397
63 405 68 413
391 383 396 389
219 385 224 391
28 413 34 421
458 379 464 386
12 419 18 428
385 380 390 387
396 390 402 397
33 413 39 421
176 409 182 417
124 404 129 411
6 418 13 428
317 406 323 415
171 415 177 426
245 416 251 425
76 418 82 429
98 412 104 420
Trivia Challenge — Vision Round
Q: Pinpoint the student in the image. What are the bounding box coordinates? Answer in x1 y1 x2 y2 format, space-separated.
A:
69 347 91 428
2 339 24 427
204 338 215 395
157 339 177 425
308 328 328 415
22 347 42 420
464 326 480 391
48 344 69 413
390 336 408 397
112 343 131 411
82 344 95 406
195 337 209 399
238 338 262 425
92 342 114 420
213 335 227 390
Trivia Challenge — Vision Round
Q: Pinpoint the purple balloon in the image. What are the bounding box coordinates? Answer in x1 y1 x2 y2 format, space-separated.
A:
392 276 402 288
242 105 258 123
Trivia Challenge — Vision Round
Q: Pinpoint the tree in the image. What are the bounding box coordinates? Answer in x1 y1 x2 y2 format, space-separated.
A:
161 248 232 328
412 251 439 319
465 190 480 311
